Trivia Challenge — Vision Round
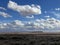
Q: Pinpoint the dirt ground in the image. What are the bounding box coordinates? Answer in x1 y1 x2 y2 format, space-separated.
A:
0 33 60 45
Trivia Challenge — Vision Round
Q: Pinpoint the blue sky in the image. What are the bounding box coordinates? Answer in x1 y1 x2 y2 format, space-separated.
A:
0 0 60 32
0 0 60 21
0 0 41 21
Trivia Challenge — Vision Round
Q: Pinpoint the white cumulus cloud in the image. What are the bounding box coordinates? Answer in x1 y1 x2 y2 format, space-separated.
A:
8 1 41 16
0 7 6 10
0 18 60 32
0 11 12 18
26 15 34 18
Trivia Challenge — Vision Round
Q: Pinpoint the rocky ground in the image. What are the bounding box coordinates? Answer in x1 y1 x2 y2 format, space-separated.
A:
0 32 60 45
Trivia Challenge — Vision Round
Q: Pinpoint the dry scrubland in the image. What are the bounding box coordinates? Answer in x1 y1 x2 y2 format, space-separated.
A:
0 32 60 45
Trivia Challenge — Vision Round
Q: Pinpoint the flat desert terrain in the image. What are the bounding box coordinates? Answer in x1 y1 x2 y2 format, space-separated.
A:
0 32 60 45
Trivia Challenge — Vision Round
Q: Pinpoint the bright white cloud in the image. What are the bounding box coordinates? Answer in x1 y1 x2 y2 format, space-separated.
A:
12 20 25 26
0 20 25 30
8 1 41 16
0 7 6 10
0 17 60 32
26 15 34 18
0 11 12 18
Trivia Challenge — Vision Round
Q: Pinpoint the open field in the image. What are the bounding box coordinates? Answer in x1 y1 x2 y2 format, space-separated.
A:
0 32 60 45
